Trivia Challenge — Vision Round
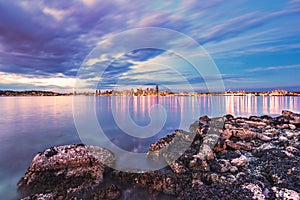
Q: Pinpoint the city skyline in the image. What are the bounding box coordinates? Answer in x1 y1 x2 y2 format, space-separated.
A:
0 1 300 92
1 86 299 97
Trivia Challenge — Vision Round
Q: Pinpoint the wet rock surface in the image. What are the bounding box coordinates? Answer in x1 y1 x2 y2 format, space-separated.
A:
18 110 300 199
18 144 118 199
146 110 300 199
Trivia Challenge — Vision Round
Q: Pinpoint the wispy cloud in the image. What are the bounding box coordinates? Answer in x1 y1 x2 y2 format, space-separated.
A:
247 64 300 72
0 0 299 91
0 72 75 88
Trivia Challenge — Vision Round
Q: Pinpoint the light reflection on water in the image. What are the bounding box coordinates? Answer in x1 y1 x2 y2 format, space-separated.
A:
224 96 299 116
0 96 299 199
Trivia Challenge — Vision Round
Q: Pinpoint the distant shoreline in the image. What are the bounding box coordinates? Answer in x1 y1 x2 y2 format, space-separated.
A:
0 90 72 97
1 90 300 97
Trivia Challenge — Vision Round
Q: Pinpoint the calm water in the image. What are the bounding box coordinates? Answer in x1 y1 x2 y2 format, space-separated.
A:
0 96 299 199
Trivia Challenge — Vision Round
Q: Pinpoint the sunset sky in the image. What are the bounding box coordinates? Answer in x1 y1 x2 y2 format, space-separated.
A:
0 0 300 92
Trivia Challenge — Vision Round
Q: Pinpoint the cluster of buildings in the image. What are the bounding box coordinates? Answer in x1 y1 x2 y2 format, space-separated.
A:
95 87 300 97
95 85 161 96
224 89 300 96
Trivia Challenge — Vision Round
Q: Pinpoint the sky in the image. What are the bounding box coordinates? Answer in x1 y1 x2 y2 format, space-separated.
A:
0 0 300 92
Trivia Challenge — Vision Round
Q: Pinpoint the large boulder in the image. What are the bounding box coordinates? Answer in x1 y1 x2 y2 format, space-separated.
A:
17 144 118 199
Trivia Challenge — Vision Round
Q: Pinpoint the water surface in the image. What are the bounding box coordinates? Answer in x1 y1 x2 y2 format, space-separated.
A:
0 96 299 199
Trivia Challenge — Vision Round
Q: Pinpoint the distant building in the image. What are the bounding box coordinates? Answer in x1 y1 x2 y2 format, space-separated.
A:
270 89 287 96
155 84 159 95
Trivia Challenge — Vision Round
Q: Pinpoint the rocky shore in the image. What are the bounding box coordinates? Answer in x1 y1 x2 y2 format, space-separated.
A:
18 110 300 199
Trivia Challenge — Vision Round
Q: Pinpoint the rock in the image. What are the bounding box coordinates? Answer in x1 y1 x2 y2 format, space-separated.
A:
282 110 294 117
264 128 280 137
197 127 206 137
189 121 200 133
197 144 215 161
111 170 185 196
243 183 265 200
282 150 295 157
285 130 298 139
257 143 274 151
147 133 176 159
168 160 187 174
245 120 267 127
226 140 252 151
20 192 58 200
286 146 298 153
175 129 195 142
224 123 233 129
178 182 254 199
272 187 300 200
162 177 177 195
231 155 249 166
280 110 300 126
289 115 300 126
224 114 234 120
232 128 257 139
147 129 195 162
226 140 242 150
229 166 238 174
96 184 121 200
236 118 246 123
210 159 231 173
279 136 288 142
256 133 271 141
275 116 291 125
18 144 115 199
277 124 290 129
213 138 227 152
223 174 236 184
199 115 211 123
289 124 297 130
235 141 252 151
191 179 203 186
209 173 219 183
189 158 210 172
249 116 263 122
221 129 232 139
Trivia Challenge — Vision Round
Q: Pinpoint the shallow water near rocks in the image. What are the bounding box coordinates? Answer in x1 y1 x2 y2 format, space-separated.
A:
0 96 299 199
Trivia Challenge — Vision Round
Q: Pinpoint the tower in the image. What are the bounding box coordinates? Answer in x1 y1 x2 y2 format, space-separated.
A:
155 84 159 96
